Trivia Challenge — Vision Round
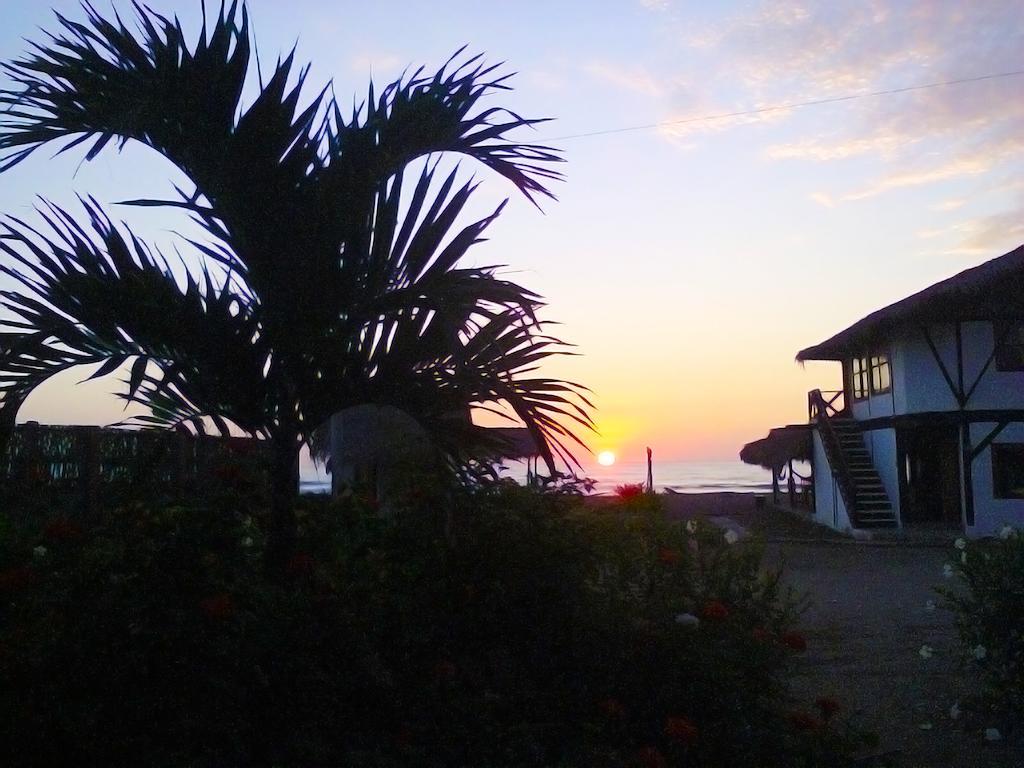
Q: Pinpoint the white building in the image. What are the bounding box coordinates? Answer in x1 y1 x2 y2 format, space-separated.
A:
795 244 1024 537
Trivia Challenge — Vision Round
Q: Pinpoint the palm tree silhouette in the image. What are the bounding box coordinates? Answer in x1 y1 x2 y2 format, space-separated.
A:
0 2 591 564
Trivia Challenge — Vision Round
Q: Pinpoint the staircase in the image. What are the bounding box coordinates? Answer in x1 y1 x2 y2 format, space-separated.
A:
808 390 897 530
828 418 897 528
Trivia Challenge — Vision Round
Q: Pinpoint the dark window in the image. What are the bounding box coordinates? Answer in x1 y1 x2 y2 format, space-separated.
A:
995 322 1024 372
870 354 891 394
851 356 869 400
992 443 1024 499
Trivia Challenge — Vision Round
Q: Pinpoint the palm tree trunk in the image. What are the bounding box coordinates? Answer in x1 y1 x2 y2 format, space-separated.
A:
264 433 299 573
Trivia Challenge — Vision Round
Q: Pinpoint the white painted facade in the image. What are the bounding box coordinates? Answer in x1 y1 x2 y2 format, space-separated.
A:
811 320 1024 537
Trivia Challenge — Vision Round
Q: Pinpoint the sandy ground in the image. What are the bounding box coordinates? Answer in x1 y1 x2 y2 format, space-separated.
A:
654 492 1023 768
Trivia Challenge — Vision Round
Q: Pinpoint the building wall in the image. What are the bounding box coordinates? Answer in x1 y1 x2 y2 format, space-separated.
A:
812 428 852 531
892 325 959 414
890 322 1024 415
968 421 1024 537
863 427 901 524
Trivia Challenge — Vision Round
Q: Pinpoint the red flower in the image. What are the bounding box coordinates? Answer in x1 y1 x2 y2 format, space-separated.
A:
285 552 316 578
665 715 699 746
781 631 808 652
787 710 822 731
701 600 729 621
598 697 626 718
199 593 235 621
635 745 667 768
815 697 840 720
616 483 646 500
44 519 82 542
657 547 681 566
752 626 772 642
0 565 35 592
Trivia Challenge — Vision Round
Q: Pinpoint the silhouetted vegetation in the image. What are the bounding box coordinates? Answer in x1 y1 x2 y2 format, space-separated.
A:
0 2 591 565
0 487 873 767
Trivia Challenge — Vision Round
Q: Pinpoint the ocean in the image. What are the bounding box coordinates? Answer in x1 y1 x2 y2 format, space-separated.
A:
298 459 800 496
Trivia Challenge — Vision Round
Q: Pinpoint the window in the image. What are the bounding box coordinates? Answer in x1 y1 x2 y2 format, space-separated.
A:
995 322 1024 372
851 356 869 400
870 354 891 394
992 443 1024 499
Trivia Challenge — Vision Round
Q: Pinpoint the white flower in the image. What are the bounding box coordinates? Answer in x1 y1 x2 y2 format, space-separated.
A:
999 525 1014 540
943 564 954 578
919 644 934 659
32 545 48 559
241 536 254 548
954 538 966 550
973 644 987 661
723 529 739 545
984 727 1002 741
675 612 700 629
685 520 697 534
949 702 960 720
924 600 936 612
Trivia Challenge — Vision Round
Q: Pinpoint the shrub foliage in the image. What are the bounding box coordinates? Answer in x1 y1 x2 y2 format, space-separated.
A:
1 488 869 766
941 527 1024 727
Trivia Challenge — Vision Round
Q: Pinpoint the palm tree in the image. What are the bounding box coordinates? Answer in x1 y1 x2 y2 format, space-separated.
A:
0 2 591 563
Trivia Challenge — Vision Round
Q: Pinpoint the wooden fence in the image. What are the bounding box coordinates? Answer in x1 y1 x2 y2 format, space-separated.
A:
0 423 273 512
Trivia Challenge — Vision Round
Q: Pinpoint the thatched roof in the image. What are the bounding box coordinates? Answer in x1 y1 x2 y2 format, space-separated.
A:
486 427 540 459
798 244 1024 361
740 424 811 470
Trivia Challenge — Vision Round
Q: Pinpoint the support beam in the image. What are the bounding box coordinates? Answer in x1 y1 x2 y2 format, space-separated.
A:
961 422 975 527
922 325 964 406
964 322 1015 404
956 321 965 404
971 420 1011 461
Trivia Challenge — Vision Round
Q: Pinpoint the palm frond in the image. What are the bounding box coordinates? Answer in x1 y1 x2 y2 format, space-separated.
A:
0 199 271 438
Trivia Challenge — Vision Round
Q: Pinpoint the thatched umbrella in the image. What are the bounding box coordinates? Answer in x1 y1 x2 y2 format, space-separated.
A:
740 425 812 505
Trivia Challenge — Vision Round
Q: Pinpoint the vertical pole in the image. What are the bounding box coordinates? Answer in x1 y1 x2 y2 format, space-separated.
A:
961 420 975 528
772 466 780 505
787 458 796 507
646 447 653 494
955 321 965 405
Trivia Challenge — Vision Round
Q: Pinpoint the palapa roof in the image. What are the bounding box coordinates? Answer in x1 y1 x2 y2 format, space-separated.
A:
739 424 811 470
797 244 1024 361
485 426 540 460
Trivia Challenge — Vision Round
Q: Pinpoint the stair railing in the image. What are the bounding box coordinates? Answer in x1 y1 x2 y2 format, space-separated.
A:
808 389 858 517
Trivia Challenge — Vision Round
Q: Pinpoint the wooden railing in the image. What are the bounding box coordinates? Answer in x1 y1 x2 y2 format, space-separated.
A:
808 389 845 421
1 423 272 512
807 389 858 515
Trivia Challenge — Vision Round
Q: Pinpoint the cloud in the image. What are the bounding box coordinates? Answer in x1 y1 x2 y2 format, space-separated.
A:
583 61 666 97
810 192 835 208
638 0 670 9
933 198 967 211
843 156 992 201
949 202 1024 255
672 0 1023 198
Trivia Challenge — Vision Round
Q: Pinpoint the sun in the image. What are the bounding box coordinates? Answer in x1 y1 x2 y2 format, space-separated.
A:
597 450 616 466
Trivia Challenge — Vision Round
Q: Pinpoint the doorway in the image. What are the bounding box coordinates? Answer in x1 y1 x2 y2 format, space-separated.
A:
899 425 962 527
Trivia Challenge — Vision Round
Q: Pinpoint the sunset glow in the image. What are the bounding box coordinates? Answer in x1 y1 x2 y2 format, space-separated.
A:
597 450 616 466
2 0 1021 466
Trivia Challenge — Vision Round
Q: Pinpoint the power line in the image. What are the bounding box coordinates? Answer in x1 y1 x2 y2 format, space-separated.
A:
542 69 1024 142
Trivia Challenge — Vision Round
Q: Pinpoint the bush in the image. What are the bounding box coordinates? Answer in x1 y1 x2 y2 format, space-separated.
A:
0 487 871 766
940 526 1024 730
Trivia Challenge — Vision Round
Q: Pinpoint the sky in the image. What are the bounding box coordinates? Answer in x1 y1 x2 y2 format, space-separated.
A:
1 0 1022 471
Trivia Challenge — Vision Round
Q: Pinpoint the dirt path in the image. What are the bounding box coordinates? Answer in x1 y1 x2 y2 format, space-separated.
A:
653 493 1022 766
